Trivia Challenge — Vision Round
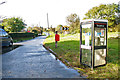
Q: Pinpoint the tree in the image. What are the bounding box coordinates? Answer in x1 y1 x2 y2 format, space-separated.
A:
1 17 26 32
43 28 47 32
28 26 43 34
49 25 55 33
40 26 43 34
32 30 38 33
32 26 40 33
56 24 63 33
66 13 80 33
27 26 33 32
108 23 120 32
83 3 119 27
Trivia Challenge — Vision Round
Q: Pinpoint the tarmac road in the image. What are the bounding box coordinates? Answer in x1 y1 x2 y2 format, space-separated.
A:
2 36 82 78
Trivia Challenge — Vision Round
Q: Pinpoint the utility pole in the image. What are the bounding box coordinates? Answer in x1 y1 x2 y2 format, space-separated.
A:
47 13 50 36
47 13 49 29
39 22 40 27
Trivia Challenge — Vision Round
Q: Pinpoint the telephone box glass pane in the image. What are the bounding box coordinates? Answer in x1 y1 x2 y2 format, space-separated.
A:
82 24 92 46
95 28 106 46
82 49 91 66
94 49 106 66
81 23 92 67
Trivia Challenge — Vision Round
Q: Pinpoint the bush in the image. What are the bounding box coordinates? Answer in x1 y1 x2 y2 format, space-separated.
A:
9 32 35 39
34 33 38 37
108 24 120 32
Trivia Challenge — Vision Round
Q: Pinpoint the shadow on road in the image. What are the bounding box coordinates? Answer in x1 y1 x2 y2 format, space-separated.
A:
2 45 22 54
1 36 47 54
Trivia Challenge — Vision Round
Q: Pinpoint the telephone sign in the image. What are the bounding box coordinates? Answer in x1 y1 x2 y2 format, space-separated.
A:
94 21 107 28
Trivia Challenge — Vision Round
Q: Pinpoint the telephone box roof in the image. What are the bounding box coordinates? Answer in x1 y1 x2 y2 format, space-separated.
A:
81 19 108 23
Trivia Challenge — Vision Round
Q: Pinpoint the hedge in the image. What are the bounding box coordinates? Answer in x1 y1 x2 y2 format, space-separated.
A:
9 32 37 39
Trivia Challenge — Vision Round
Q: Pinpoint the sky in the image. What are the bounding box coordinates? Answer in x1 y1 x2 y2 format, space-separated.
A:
0 0 119 28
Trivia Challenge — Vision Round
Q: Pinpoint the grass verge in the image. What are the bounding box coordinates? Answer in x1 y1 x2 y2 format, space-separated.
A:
44 33 119 78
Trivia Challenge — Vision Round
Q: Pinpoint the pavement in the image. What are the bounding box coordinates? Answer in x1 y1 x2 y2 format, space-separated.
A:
2 36 83 78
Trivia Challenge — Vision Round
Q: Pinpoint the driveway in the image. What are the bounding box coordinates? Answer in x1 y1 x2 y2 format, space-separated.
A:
2 36 82 78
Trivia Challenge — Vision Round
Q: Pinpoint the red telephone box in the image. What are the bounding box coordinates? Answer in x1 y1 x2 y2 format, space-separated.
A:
80 19 108 69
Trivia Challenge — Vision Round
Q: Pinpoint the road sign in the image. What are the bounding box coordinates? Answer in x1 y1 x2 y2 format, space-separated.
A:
62 27 69 31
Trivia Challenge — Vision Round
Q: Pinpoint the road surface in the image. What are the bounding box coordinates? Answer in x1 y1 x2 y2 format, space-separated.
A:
2 36 82 78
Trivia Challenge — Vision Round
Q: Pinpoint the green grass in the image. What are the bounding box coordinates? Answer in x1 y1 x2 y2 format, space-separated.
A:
44 33 119 78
